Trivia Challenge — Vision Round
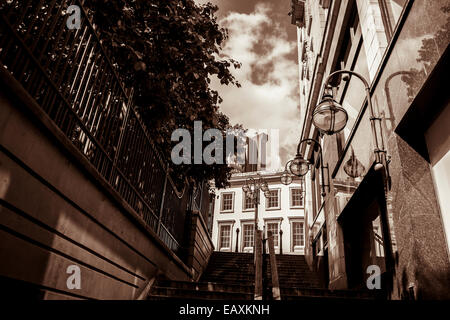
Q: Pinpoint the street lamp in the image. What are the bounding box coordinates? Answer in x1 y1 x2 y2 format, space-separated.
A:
242 173 271 233
280 160 294 185
290 154 310 177
312 70 388 172
280 162 306 199
242 173 271 300
283 138 330 197
313 89 348 135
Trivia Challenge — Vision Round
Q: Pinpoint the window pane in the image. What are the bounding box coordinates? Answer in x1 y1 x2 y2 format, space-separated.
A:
341 41 370 141
291 188 303 207
268 190 279 208
372 221 384 258
293 222 305 247
220 225 231 249
222 193 233 211
386 0 407 30
243 224 254 248
244 196 255 210
267 223 279 246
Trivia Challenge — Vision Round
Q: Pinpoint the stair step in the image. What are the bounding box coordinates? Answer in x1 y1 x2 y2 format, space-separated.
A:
281 295 374 301
199 253 255 287
198 278 254 282
203 270 254 275
200 278 255 283
280 287 376 300
156 280 253 293
150 287 253 300
147 252 354 301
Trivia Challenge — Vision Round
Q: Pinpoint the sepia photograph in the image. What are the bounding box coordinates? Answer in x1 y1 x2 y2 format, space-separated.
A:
0 0 449 315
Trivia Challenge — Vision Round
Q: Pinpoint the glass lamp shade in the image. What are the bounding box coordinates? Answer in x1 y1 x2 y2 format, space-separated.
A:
260 181 269 192
312 98 348 135
242 184 250 193
280 171 293 185
264 190 271 198
290 155 310 177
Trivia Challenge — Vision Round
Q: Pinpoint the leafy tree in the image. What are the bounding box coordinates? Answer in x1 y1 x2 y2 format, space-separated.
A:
85 0 242 188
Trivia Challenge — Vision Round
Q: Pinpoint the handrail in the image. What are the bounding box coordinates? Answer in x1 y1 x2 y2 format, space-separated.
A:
254 230 263 300
267 233 281 300
76 0 130 100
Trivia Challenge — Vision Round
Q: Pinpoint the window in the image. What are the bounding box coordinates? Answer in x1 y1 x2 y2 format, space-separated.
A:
266 189 280 210
378 0 408 40
373 225 384 258
313 167 324 216
290 188 304 208
207 200 214 235
219 225 232 251
221 192 234 212
242 224 254 251
292 221 305 248
332 9 369 144
266 222 279 247
340 41 370 142
243 195 255 211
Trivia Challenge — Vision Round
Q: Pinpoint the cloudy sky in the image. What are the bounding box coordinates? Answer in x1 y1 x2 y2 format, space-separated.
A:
195 0 301 169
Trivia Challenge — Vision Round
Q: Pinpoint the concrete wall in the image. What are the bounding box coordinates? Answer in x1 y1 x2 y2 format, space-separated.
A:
0 77 193 299
185 211 214 281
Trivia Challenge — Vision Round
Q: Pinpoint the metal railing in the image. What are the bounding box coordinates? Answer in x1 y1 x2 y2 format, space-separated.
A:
0 0 198 255
191 181 211 223
259 233 281 300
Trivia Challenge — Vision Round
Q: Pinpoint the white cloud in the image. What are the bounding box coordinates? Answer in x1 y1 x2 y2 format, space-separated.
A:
212 3 301 168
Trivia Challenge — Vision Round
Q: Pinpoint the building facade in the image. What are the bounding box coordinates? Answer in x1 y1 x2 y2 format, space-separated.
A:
211 171 306 255
292 0 450 299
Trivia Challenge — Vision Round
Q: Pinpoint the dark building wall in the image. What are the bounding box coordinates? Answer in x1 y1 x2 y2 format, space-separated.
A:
185 211 215 281
387 133 450 299
0 87 192 299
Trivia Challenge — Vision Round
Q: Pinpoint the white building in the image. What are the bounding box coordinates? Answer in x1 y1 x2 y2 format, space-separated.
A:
211 170 306 255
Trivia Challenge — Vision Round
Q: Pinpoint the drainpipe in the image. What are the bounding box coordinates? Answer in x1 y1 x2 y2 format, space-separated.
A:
235 228 240 252
279 229 283 255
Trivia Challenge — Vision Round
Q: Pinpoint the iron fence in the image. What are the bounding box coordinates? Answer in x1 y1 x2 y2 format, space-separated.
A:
0 0 202 254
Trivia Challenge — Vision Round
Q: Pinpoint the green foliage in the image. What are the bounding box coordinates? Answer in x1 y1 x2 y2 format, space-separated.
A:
86 0 242 188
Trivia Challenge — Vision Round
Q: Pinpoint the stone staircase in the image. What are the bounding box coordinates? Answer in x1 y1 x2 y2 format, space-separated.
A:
148 252 376 300
263 254 375 300
148 252 254 300
264 254 323 289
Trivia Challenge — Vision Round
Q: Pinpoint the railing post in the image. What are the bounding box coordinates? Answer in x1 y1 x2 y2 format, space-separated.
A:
279 229 283 255
253 195 259 256
262 236 267 300
109 88 133 183
157 170 169 235
254 230 263 300
268 233 281 300
262 225 266 252
235 228 240 252
199 181 204 213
